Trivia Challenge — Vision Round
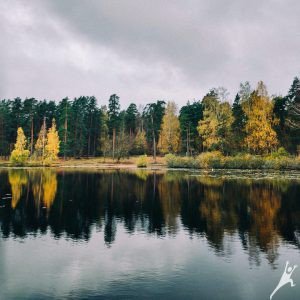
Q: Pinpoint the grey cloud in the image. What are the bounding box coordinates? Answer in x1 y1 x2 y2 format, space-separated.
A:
1 0 299 107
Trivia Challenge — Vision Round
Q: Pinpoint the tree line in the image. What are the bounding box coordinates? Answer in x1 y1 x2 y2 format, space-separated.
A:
0 77 299 160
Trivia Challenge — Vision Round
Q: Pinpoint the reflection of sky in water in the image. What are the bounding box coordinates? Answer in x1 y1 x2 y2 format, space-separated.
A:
1 224 299 299
0 169 299 299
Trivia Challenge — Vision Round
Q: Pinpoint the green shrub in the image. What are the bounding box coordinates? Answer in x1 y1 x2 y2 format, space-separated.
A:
165 152 300 170
269 147 290 159
165 154 198 168
136 155 148 168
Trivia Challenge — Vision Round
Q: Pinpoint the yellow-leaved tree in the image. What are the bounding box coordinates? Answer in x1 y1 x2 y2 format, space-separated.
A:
158 101 181 154
45 119 60 161
197 91 220 151
133 129 147 154
198 90 234 154
34 123 47 160
10 127 30 165
242 81 278 154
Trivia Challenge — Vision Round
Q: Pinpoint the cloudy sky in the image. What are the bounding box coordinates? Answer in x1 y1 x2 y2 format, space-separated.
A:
1 0 299 108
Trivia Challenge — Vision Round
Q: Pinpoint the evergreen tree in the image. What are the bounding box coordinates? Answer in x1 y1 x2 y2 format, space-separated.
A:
125 103 138 135
0 100 11 156
273 96 290 150
98 106 111 157
143 100 166 161
231 94 246 152
217 102 234 154
70 96 89 157
108 94 120 133
9 98 23 145
57 97 71 159
286 77 300 153
22 98 38 155
179 101 203 155
108 94 120 159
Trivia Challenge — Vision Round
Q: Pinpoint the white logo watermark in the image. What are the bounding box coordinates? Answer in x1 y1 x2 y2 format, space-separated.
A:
270 261 297 299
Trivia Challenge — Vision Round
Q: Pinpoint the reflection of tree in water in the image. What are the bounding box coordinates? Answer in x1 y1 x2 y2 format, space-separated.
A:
157 173 181 236
30 169 57 212
181 175 299 265
199 182 224 251
0 169 299 266
8 169 28 209
247 185 281 266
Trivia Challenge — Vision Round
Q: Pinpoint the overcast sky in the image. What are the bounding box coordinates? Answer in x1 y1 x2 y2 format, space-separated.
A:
1 0 299 108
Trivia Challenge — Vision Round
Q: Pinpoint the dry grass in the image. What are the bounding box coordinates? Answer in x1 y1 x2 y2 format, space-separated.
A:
0 156 167 168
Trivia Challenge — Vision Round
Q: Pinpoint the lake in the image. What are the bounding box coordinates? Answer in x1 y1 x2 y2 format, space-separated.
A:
0 168 299 299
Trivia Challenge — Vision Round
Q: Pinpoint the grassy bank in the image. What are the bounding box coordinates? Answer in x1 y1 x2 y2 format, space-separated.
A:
0 156 166 168
1 153 300 170
165 152 300 170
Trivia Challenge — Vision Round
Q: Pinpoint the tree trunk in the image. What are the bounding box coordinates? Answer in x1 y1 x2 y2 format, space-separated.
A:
112 128 116 160
64 105 68 160
88 114 92 157
31 116 34 155
151 115 157 163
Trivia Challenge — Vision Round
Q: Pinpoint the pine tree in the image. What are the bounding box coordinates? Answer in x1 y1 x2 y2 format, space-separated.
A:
57 97 71 159
0 100 11 156
125 103 138 135
108 94 120 159
98 107 111 157
217 102 234 154
286 77 300 153
158 101 181 154
10 127 30 164
22 98 38 155
231 94 246 152
273 96 290 150
143 100 165 161
70 96 89 157
45 119 60 161
86 96 98 157
179 101 203 155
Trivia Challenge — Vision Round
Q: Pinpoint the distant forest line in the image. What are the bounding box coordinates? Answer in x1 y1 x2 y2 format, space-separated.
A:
0 77 300 159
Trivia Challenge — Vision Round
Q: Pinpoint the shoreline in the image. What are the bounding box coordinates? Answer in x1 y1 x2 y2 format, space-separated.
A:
1 163 300 173
1 155 300 172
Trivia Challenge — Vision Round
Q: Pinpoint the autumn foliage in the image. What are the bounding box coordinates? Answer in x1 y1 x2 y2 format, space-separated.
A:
4 77 300 164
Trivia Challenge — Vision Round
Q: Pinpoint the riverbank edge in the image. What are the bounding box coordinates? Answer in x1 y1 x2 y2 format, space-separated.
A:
1 154 300 171
1 162 300 173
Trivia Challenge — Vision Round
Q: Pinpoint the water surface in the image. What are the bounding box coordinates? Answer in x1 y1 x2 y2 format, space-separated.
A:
0 168 299 299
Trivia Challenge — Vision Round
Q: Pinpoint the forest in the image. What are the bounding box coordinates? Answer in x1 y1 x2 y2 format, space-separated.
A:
0 77 299 162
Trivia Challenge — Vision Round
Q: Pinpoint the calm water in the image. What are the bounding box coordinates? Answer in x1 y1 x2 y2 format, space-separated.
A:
0 168 299 299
